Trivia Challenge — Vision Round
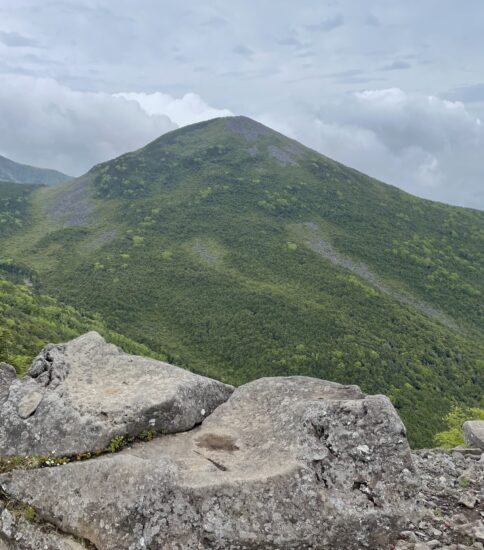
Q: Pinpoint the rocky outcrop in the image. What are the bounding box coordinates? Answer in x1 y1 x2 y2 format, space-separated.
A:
0 350 419 550
464 421 484 451
2 333 482 549
0 332 233 457
395 448 484 549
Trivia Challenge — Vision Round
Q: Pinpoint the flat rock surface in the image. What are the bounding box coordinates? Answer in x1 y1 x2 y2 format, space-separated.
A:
0 377 418 549
0 332 233 457
464 421 484 451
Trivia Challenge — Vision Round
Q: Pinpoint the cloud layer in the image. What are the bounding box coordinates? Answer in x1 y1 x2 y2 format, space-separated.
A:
0 77 230 175
276 89 483 208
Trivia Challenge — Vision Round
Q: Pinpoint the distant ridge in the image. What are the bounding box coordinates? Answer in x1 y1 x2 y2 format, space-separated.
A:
0 153 71 186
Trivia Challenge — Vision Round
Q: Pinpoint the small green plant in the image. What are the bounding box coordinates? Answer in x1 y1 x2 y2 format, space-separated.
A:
458 478 471 488
0 455 70 474
106 435 125 453
23 505 36 521
139 430 154 442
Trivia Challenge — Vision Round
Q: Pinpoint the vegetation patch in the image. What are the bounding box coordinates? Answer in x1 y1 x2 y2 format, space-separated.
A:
0 431 160 476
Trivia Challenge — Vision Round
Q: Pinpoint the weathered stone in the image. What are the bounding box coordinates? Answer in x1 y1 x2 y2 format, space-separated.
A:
459 493 478 509
0 376 418 549
452 446 483 457
0 332 233 457
0 364 16 405
475 522 484 543
0 508 85 550
16 392 43 419
464 421 484 451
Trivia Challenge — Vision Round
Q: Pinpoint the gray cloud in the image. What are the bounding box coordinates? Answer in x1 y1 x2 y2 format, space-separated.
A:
306 14 344 32
277 35 303 47
0 30 37 47
365 13 380 27
446 83 484 104
381 60 411 71
201 16 228 28
233 44 254 58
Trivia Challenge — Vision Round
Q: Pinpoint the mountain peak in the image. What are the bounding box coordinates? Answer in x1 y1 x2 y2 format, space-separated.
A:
224 115 278 141
131 114 308 171
140 115 291 150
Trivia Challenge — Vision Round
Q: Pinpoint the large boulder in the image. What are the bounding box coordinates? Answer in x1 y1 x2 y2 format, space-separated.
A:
0 332 233 457
0 376 419 549
463 420 484 451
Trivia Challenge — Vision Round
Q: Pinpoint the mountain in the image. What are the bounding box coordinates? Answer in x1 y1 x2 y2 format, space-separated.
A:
0 116 483 446
0 153 71 186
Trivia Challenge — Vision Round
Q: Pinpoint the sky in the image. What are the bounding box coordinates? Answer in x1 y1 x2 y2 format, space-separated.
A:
0 0 483 209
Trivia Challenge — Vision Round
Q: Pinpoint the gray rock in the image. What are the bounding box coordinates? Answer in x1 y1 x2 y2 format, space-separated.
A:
16 392 43 420
0 508 85 549
267 144 302 166
0 377 419 549
407 448 484 549
452 446 484 457
0 364 16 405
225 116 272 142
458 493 478 509
464 421 484 451
475 522 484 543
0 332 233 457
0 510 15 539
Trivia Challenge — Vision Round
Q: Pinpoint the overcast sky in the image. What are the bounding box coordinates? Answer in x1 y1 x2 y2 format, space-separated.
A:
0 0 483 209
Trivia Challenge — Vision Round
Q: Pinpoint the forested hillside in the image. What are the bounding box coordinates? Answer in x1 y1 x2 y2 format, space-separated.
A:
0 117 483 446
0 181 38 238
0 275 163 375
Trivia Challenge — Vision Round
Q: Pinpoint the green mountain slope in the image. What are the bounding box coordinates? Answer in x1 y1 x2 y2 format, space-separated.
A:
0 274 165 376
0 154 71 186
1 117 483 446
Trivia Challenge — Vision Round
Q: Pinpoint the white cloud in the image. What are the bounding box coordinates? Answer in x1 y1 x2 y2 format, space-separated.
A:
115 92 232 127
0 76 231 175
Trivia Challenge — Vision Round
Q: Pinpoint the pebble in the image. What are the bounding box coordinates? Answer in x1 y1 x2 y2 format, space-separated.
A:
459 494 478 509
